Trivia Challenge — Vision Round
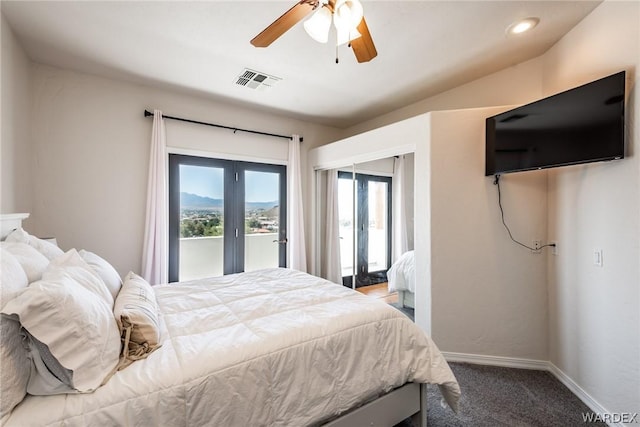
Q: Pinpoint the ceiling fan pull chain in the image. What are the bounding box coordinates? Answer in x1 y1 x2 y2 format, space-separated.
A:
335 44 339 64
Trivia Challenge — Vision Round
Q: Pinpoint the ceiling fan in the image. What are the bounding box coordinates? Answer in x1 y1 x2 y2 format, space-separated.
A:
250 0 377 63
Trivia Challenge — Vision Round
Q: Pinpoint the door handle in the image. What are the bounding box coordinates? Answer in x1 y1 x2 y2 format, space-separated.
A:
273 238 288 244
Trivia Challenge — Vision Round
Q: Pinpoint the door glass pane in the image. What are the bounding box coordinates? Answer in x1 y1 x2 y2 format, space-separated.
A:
368 180 389 272
178 165 224 281
244 170 280 272
338 177 355 278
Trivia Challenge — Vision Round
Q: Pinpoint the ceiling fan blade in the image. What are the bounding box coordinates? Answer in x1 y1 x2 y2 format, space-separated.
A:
251 1 316 48
350 17 377 63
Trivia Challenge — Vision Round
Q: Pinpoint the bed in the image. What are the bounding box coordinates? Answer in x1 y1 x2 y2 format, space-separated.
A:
387 250 415 309
1 216 459 427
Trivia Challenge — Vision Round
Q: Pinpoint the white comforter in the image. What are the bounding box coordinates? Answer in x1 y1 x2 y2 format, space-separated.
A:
388 250 416 292
7 268 459 426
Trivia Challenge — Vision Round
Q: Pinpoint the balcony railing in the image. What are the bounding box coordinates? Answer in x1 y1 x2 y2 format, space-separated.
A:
179 233 279 282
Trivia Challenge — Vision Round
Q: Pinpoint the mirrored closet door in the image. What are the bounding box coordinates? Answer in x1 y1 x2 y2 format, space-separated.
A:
317 154 415 289
338 170 391 287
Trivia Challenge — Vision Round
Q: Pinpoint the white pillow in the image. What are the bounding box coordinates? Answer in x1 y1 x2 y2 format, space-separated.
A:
45 249 114 308
5 227 64 261
114 272 161 367
0 242 49 283
0 249 31 422
0 274 121 394
79 250 122 301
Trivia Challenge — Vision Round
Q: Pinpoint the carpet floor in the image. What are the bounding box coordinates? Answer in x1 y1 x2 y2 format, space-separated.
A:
395 362 606 427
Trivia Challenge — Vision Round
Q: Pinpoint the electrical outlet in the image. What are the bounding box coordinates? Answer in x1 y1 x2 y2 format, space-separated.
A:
594 249 603 267
532 240 542 254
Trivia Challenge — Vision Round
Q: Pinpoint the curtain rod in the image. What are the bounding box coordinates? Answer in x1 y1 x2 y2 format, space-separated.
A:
143 110 302 142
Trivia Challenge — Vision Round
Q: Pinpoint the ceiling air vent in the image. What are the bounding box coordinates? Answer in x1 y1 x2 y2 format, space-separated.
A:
235 68 281 91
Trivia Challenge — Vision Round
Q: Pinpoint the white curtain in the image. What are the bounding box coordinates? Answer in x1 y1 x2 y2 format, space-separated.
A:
392 155 409 262
323 169 342 284
287 135 307 272
141 110 168 285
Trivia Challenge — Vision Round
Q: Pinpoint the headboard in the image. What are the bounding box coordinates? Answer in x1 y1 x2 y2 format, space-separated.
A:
0 213 30 240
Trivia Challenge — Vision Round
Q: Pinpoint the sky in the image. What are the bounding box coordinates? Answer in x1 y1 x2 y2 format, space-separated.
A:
180 165 279 202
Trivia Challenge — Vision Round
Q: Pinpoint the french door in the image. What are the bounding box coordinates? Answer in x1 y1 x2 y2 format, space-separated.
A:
338 171 392 287
168 154 287 282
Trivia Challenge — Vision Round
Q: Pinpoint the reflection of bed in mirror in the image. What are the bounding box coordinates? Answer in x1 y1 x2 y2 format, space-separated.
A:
387 250 415 309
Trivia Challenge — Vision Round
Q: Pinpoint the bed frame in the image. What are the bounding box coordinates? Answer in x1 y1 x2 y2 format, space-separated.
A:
323 383 427 427
0 213 29 239
398 290 415 309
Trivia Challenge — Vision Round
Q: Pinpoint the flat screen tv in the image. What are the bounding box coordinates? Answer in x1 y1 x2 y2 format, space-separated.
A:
485 71 626 176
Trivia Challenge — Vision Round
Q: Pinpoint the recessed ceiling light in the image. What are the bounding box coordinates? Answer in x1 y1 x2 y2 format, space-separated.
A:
507 17 540 35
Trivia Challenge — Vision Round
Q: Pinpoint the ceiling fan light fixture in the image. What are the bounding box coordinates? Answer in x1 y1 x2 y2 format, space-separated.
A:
350 27 362 41
304 6 332 43
346 0 364 28
333 0 364 29
335 26 361 46
333 0 364 45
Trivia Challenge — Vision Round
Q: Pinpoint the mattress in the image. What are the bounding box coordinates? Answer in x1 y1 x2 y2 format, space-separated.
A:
6 268 459 426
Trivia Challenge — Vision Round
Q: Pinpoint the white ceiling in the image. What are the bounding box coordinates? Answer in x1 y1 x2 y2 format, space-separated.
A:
2 0 601 128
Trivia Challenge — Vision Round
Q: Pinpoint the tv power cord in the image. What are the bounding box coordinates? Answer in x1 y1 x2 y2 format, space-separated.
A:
493 174 556 252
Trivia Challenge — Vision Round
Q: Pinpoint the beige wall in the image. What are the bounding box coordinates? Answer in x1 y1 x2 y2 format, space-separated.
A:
1 15 32 221
27 64 342 276
542 0 640 416
429 108 548 360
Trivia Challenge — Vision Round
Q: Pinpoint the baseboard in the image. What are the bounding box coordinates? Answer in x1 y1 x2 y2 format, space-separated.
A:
442 351 548 370
546 362 624 427
442 352 623 427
